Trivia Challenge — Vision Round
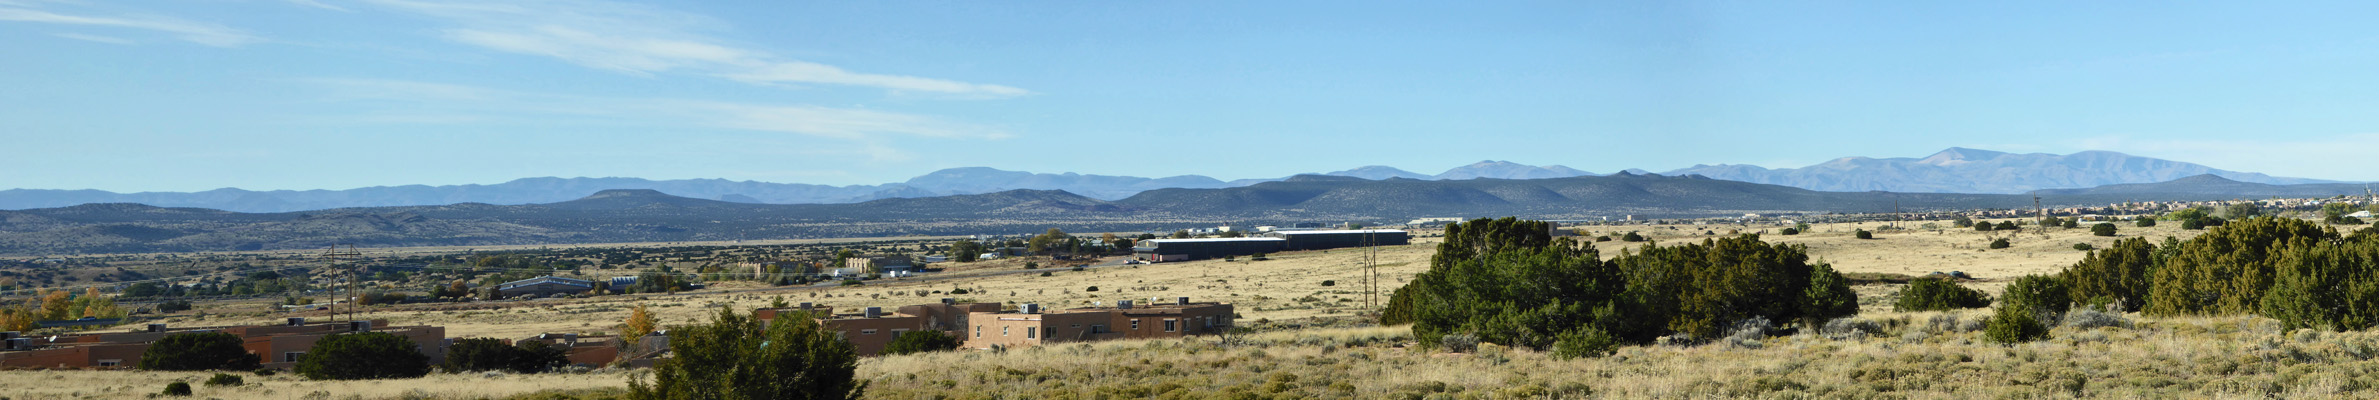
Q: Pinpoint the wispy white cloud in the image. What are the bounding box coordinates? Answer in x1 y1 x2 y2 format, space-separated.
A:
361 0 1030 97
51 32 132 45
282 0 351 12
297 78 1011 145
2071 133 2379 181
0 6 258 47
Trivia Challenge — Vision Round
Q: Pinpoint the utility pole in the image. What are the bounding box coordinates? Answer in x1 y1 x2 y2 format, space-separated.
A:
2034 196 2048 235
321 244 361 324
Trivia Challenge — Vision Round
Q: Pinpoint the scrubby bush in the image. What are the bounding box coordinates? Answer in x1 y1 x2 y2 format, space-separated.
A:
140 332 261 371
1820 318 1884 340
1719 317 1771 349
1995 221 2018 231
1974 222 1994 232
2062 237 2156 312
2260 229 2379 331
1320 280 1335 287
161 381 192 396
882 330 961 356
1985 304 2050 343
204 373 243 387
1953 216 1975 228
1779 228 1799 235
1084 286 1098 292
2061 219 2080 229
628 307 864 400
157 300 194 313
2135 218 2156 227
2059 306 2132 329
1438 333 1479 353
1621 232 1646 242
1894 279 1991 312
1551 328 1618 359
1988 238 2011 249
443 337 568 374
2000 274 2071 318
1855 229 1873 239
294 332 431 380
2073 243 2093 251
2090 222 2116 236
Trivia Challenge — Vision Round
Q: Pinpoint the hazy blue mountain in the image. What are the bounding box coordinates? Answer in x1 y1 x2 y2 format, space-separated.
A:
1664 148 2335 194
2028 174 2373 199
900 167 1231 200
1432 160 1597 180
1326 166 1433 180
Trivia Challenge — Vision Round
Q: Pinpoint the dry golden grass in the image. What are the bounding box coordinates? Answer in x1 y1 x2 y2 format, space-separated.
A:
855 311 2379 399
160 236 1443 339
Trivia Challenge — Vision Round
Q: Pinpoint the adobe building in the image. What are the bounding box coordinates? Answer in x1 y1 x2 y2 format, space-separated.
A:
963 297 1234 350
753 300 1000 357
1 318 448 370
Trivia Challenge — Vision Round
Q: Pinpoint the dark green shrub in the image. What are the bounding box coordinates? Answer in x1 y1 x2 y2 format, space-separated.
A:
204 373 243 387
628 307 864 400
2261 232 2379 331
1953 216 1974 228
2062 237 2156 312
2180 219 2204 230
1854 230 1873 239
161 381 192 396
1779 228 1799 235
2061 219 2080 229
2091 223 2117 237
1893 279 1992 312
881 330 961 356
443 338 516 372
140 332 261 371
1989 238 2011 249
2136 218 2156 227
1984 305 2050 344
294 332 431 380
2000 274 2071 317
1320 280 1335 287
1974 222 1994 232
1800 263 1860 329
1551 328 1618 359
1995 221 2018 231
1594 236 1613 242
1085 286 1098 292
157 300 194 313
2073 243 2093 251
1622 232 1646 242
508 339 570 374
2146 217 2333 316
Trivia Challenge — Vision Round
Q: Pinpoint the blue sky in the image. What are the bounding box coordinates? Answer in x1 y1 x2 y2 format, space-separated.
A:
5 1 2379 192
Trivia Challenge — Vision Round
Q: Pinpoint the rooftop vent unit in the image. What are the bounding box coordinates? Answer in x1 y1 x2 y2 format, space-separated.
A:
798 302 814 310
1020 304 1041 314
941 298 956 305
286 318 306 327
864 307 882 318
0 331 15 340
1118 300 1134 310
2 338 26 351
146 324 167 333
1177 297 1191 305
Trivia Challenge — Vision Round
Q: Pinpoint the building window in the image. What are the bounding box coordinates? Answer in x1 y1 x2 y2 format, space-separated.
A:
1071 324 1082 329
284 352 305 363
1164 319 1177 332
892 329 909 335
1002 326 1010 336
1131 319 1140 330
1091 324 1108 333
975 325 982 338
861 329 877 335
97 359 121 367
1026 327 1037 339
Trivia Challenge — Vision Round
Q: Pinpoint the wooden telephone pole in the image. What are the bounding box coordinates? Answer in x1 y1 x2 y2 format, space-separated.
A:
320 244 361 323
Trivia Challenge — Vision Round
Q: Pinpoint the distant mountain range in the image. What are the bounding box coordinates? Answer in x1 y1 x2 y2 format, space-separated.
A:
0 148 2355 213
0 161 1600 213
3 171 2370 255
1663 148 2335 194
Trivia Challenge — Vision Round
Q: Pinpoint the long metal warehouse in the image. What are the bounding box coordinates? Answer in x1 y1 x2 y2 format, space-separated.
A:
1132 238 1287 262
1272 229 1410 250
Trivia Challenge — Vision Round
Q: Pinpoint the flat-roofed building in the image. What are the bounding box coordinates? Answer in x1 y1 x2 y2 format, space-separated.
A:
1270 229 1410 250
962 297 1233 350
